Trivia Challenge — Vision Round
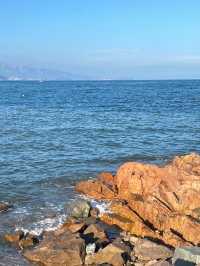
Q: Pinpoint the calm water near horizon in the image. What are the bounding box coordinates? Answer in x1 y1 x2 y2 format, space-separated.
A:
0 80 200 265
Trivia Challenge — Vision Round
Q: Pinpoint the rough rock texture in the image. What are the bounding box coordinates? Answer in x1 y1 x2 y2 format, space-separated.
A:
85 243 126 266
0 202 12 212
23 231 85 266
134 239 173 261
75 153 200 247
70 200 91 218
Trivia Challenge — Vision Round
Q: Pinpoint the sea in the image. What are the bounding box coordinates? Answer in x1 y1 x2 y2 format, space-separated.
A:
0 80 200 265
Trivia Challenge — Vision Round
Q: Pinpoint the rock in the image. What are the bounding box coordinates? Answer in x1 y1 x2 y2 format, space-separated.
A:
98 172 115 189
76 153 200 247
70 200 91 219
76 180 116 200
4 230 24 246
19 234 39 249
61 219 86 233
112 237 132 255
83 223 107 240
23 230 85 266
173 247 200 265
0 202 12 212
86 243 96 255
85 243 126 266
134 239 173 261
83 216 97 226
90 207 99 218
149 261 172 266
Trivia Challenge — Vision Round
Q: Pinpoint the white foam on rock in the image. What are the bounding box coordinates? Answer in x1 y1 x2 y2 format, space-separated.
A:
15 214 67 236
79 194 112 215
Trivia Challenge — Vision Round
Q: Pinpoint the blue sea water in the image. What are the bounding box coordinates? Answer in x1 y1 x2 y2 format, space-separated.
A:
0 80 200 265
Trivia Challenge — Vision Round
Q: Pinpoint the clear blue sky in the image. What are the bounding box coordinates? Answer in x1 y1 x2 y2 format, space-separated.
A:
0 0 200 79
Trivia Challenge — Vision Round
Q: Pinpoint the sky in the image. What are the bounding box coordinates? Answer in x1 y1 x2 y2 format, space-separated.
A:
0 0 200 79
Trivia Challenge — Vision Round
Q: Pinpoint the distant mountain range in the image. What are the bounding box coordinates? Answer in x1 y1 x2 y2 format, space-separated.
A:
0 64 84 81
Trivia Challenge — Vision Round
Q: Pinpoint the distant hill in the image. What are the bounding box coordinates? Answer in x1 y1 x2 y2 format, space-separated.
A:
0 64 84 81
0 74 7 80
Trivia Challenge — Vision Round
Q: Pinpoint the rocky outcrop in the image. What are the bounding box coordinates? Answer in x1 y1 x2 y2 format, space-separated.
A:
0 202 12 212
75 153 200 247
5 200 176 266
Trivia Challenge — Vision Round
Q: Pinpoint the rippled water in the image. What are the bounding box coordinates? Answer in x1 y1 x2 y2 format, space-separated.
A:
0 80 200 265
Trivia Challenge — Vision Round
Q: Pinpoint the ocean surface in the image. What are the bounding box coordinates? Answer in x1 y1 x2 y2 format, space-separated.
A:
0 80 200 265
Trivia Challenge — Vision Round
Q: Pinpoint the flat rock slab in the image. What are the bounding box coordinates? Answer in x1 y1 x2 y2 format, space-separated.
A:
134 239 173 261
173 247 200 265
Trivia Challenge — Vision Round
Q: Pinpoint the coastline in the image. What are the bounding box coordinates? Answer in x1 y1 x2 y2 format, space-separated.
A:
2 152 200 265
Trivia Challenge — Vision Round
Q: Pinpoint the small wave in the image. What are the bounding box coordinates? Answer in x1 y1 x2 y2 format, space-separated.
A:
15 214 67 236
79 194 111 215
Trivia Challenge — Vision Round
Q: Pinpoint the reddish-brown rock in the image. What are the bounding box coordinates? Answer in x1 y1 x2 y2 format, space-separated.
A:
76 153 200 247
23 230 85 266
85 243 126 266
0 202 12 212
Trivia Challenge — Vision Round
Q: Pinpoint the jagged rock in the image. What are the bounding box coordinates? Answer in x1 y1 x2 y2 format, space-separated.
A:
76 180 115 200
70 200 91 219
23 230 85 266
134 239 173 261
83 223 107 240
0 202 12 212
76 153 200 247
61 218 86 233
19 234 39 249
4 230 24 246
85 243 126 266
173 247 200 265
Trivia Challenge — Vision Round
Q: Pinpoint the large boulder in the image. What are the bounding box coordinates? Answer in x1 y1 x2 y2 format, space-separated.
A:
75 153 200 247
70 200 91 219
23 230 85 266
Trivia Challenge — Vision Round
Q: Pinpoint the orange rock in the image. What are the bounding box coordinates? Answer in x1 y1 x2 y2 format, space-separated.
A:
75 180 115 199
76 153 200 247
98 171 115 186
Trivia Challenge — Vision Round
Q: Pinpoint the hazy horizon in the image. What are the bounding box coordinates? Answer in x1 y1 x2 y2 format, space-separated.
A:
1 1 200 80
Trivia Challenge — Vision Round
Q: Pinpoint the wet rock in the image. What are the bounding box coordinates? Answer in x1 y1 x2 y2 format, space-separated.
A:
70 200 91 219
76 153 200 247
134 239 173 261
0 202 12 212
4 230 24 246
23 230 85 266
19 234 39 249
173 246 200 265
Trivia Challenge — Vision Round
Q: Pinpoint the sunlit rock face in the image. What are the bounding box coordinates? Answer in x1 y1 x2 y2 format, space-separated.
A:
76 153 200 247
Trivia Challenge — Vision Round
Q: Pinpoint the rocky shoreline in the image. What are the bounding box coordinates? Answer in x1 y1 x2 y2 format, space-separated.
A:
2 152 200 265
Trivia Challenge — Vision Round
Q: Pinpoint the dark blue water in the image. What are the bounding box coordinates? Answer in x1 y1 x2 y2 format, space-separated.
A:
0 80 200 265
